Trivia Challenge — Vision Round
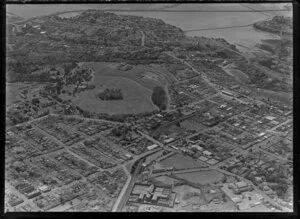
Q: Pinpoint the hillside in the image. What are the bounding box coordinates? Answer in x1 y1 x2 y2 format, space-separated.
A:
6 10 236 83
253 16 292 36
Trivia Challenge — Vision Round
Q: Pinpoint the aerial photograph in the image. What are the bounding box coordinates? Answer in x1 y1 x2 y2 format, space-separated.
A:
5 3 293 213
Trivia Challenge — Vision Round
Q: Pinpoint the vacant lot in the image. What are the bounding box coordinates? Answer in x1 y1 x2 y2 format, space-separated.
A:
72 76 157 114
160 154 207 169
173 185 206 210
180 120 207 132
175 170 224 185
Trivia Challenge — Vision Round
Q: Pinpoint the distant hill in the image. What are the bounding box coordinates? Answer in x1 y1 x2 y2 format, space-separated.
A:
253 16 292 36
6 10 240 83
7 12 24 23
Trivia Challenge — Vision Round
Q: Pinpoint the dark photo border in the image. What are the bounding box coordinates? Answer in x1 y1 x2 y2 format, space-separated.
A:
1 1 298 219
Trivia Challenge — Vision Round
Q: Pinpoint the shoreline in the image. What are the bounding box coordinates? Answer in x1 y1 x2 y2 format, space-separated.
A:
253 19 292 37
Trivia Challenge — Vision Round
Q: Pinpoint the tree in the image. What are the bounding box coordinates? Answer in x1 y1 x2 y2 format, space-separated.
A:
97 88 123 100
222 193 227 202
151 86 167 110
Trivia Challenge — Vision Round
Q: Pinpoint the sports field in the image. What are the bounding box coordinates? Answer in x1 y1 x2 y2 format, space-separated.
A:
73 76 158 114
67 62 173 114
143 150 164 166
175 170 224 185
154 176 178 185
83 62 168 90
160 154 207 169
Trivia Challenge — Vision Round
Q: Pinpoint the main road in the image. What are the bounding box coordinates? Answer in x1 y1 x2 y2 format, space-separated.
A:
111 165 132 212
112 156 145 212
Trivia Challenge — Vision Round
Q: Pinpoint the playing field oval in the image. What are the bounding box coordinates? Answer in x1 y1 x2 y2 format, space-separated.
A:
73 76 158 115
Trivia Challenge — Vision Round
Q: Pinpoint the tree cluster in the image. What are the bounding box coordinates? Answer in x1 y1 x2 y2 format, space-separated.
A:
97 88 124 101
151 86 167 110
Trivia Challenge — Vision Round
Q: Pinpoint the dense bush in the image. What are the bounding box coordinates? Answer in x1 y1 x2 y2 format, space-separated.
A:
97 88 123 101
151 86 167 110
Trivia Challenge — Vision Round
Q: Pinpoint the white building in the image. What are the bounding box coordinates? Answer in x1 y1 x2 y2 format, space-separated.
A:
147 144 159 150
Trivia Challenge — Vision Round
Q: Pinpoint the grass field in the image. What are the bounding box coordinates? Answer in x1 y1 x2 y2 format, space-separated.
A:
72 76 158 114
243 84 292 106
66 62 173 114
6 82 25 106
83 62 167 90
143 150 164 166
154 176 178 185
199 201 237 212
228 68 250 83
6 82 44 106
242 204 270 212
175 170 224 185
174 185 202 198
180 120 207 132
254 88 292 105
223 64 250 83
159 154 207 169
